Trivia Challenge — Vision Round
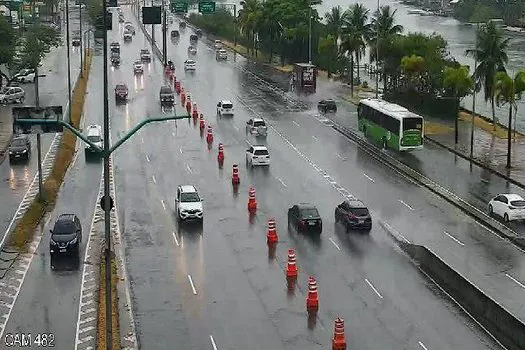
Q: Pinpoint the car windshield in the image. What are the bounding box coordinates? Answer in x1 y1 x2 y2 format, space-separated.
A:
349 207 369 216
116 85 126 91
222 103 232 109
11 138 26 147
180 192 200 202
161 87 172 94
134 61 142 65
141 50 149 54
253 121 266 127
300 208 319 217
510 200 525 207
254 149 269 156
87 135 101 142
186 60 195 64
53 220 75 234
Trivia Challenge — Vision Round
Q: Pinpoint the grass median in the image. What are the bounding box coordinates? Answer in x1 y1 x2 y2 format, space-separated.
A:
9 49 93 252
97 252 121 350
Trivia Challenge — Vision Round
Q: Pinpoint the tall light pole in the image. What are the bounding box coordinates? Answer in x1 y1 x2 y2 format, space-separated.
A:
375 0 379 99
308 3 312 64
65 0 72 124
79 2 83 78
162 0 167 66
469 23 479 160
102 0 112 348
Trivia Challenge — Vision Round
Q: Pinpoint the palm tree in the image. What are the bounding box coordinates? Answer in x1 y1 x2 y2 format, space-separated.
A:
443 65 474 144
324 6 350 42
346 3 371 84
369 5 403 92
466 21 511 126
494 70 525 168
340 28 361 96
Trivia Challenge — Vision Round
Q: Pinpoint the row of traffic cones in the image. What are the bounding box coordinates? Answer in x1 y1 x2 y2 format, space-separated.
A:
174 73 345 350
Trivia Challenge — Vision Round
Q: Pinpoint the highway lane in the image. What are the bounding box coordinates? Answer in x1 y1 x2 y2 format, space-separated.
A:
0 43 82 244
159 21 525 325
124 10 502 349
0 55 103 349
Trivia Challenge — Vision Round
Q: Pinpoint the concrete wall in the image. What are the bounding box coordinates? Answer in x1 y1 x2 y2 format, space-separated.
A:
402 243 525 350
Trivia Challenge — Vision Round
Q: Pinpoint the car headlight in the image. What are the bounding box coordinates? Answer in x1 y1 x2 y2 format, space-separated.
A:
50 239 57 245
22 149 27 153
9 151 13 154
70 237 78 245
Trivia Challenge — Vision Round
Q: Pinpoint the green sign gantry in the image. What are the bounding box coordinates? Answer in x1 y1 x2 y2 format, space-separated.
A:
198 1 215 13
170 1 188 13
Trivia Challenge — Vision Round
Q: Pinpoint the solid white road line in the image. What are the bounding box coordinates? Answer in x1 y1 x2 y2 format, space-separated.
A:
418 341 429 350
365 278 383 299
209 335 218 350
329 237 341 251
172 232 180 246
179 148 183 154
276 177 287 188
187 274 197 295
506 273 525 289
398 199 414 211
443 231 465 246
363 173 375 183
161 200 166 211
152 175 157 184
186 164 192 174
336 153 344 160
145 155 150 162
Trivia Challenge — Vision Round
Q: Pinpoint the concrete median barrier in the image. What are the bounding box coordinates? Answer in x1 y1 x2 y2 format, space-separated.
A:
403 242 525 350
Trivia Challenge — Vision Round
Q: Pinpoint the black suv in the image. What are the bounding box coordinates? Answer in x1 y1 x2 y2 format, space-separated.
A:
49 214 82 264
195 29 202 37
171 30 180 38
159 85 175 106
8 135 31 162
288 203 322 234
190 34 198 43
335 200 372 232
115 83 128 103
318 99 337 113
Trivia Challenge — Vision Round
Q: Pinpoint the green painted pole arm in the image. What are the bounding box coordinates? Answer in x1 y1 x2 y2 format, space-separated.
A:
106 114 190 155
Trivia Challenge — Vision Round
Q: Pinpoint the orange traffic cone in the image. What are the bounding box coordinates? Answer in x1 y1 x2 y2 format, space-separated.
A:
206 126 213 145
266 217 278 245
232 164 240 185
286 249 298 278
306 276 319 312
181 90 186 104
192 103 198 119
186 100 192 113
199 114 205 131
175 81 181 94
247 187 257 213
217 143 225 166
332 318 346 350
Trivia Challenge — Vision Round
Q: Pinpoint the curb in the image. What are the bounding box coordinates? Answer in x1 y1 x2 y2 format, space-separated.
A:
0 133 13 165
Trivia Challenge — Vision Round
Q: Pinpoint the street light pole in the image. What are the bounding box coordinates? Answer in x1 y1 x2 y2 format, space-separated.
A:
65 0 72 124
79 2 83 78
308 3 311 64
375 0 379 99
102 0 112 347
233 4 237 47
162 0 167 66
469 23 479 160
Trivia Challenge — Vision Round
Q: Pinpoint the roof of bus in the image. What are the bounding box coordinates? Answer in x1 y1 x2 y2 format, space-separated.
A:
359 98 423 121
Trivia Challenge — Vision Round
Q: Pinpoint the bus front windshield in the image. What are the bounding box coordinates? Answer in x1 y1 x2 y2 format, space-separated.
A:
403 117 423 132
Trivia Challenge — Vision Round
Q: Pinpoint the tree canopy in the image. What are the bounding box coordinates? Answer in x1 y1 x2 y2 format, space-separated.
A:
0 16 17 67
18 24 61 70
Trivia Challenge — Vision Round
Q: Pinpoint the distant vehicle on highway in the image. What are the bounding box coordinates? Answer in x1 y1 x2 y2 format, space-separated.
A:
140 48 151 61
123 30 132 42
215 49 227 60
187 46 197 55
246 145 270 167
124 23 135 35
195 28 202 37
84 124 103 156
159 85 175 106
246 117 267 137
189 34 198 43
72 37 81 46
110 51 120 66
0 86 25 104
318 99 337 113
358 98 424 151
216 100 233 116
12 68 36 83
8 135 31 162
119 15 125 23
175 185 203 223
110 42 120 54
171 30 180 38
133 60 144 74
488 194 525 223
335 199 372 232
214 39 222 49
179 21 186 29
114 83 128 103
184 59 196 71
287 203 322 234
49 214 83 268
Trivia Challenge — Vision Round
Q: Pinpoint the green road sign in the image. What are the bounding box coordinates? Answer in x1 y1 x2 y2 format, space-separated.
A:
170 1 188 13
198 1 215 13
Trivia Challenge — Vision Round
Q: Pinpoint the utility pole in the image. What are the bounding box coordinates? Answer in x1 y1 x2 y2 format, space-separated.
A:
65 0 72 124
469 23 479 160
79 1 83 78
375 0 379 99
162 0 167 66
308 3 311 64
151 0 154 45
102 0 112 347
233 4 237 47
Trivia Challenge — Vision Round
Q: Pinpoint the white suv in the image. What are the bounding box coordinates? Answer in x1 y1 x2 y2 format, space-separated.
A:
184 59 196 71
0 86 25 104
175 185 203 222
246 145 270 167
216 100 233 116
85 124 103 153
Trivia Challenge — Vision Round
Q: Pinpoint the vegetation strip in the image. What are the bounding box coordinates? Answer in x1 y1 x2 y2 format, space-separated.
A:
8 50 93 252
97 252 121 350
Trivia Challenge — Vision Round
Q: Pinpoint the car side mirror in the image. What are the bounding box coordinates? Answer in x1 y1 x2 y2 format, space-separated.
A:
246 149 250 152
49 229 53 234
246 121 250 124
200 198 204 201
217 103 220 107
175 198 179 202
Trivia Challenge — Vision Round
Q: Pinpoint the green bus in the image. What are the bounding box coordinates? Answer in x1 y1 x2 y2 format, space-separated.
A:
357 98 424 151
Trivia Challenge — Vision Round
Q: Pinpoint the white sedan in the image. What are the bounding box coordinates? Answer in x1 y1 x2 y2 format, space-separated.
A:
488 193 525 222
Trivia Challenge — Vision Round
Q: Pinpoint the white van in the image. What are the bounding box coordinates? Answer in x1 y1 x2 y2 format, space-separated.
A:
85 124 103 153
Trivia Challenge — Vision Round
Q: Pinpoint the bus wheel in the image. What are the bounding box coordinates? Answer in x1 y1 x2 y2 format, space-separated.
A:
382 138 388 150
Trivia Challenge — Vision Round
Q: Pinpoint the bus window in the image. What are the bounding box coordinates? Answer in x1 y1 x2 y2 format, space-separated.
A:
383 117 400 135
357 104 364 119
403 118 423 131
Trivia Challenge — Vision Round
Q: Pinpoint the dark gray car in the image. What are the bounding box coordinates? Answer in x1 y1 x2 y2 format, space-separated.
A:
160 85 175 106
334 200 372 232
8 135 31 162
49 214 83 267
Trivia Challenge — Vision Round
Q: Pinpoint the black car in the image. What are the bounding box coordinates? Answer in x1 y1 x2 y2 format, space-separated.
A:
49 214 83 265
288 203 322 234
72 37 81 46
115 83 128 103
159 85 175 106
335 200 372 232
318 99 337 113
179 21 186 29
189 34 198 43
195 28 202 37
8 135 31 162
171 30 180 38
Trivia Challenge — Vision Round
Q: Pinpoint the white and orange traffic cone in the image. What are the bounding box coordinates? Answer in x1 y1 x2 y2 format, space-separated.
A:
306 276 319 312
332 318 346 350
232 164 240 185
267 217 278 245
206 126 213 145
286 249 298 278
217 143 225 167
247 187 257 213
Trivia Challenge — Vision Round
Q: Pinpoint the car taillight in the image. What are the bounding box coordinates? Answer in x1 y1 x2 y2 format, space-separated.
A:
299 220 306 227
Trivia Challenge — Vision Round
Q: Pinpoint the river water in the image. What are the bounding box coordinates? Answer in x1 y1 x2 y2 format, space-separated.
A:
317 0 525 131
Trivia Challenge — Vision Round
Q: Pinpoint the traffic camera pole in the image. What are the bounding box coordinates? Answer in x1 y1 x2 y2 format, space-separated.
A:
162 0 167 66
102 0 112 347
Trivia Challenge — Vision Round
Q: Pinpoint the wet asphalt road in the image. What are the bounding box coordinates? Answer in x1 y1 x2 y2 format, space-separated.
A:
106 7 505 349
157 14 525 322
0 30 82 244
0 54 103 349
